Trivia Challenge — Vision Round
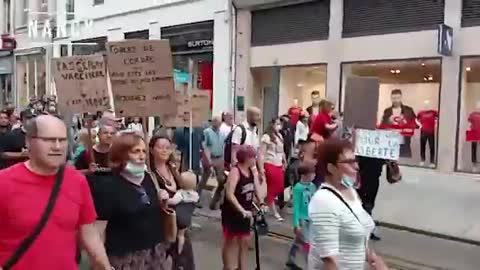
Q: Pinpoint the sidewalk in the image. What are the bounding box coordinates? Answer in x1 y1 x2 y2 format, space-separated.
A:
374 166 480 243
204 165 480 243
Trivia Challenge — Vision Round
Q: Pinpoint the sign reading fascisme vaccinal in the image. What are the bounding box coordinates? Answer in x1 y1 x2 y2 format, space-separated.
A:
354 129 401 160
53 54 110 113
105 39 176 117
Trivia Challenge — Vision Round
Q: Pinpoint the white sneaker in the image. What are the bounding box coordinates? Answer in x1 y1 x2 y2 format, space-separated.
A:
419 161 425 167
429 163 435 168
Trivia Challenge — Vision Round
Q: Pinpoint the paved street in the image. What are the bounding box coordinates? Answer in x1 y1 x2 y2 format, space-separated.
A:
191 213 479 270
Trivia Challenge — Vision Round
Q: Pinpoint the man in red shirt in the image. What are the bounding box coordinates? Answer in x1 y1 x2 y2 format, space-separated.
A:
0 115 111 270
310 99 337 142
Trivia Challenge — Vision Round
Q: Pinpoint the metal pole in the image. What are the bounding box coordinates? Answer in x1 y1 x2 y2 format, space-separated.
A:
188 58 194 171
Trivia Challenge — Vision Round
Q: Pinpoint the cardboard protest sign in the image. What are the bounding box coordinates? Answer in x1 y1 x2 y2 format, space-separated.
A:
163 90 211 128
343 76 379 129
354 128 401 160
105 39 176 117
53 54 110 113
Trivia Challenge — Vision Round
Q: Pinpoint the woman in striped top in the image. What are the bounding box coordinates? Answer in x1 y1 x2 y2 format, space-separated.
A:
308 139 389 270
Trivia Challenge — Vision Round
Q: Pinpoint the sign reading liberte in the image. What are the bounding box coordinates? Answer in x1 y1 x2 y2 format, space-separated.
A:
53 54 110 113
354 129 401 160
105 39 176 117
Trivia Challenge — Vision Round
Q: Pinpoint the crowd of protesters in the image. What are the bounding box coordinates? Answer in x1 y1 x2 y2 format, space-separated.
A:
0 90 394 270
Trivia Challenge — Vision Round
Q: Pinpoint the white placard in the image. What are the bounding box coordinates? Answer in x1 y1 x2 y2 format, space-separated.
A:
355 129 401 160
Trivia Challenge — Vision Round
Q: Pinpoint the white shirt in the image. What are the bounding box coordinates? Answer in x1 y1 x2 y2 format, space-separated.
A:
231 121 259 151
295 121 309 145
219 122 233 138
261 134 284 166
308 183 375 270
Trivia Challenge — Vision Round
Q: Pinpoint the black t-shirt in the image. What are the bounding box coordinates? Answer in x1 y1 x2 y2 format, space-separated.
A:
74 148 110 171
92 173 164 256
0 128 27 168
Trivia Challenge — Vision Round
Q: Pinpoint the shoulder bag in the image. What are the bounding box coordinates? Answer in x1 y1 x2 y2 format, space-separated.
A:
148 171 178 243
3 165 65 270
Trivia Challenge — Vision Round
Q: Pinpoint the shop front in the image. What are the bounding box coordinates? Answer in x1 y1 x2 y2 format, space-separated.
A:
341 58 442 168
161 20 213 101
251 64 327 130
14 47 50 108
456 56 480 173
0 51 13 106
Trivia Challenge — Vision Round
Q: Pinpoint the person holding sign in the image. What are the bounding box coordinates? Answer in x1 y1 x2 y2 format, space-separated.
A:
74 124 116 175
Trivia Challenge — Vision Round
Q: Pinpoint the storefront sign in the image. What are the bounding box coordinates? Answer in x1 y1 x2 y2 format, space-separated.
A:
106 39 176 117
187 40 213 48
163 90 210 127
355 129 401 160
53 54 110 113
28 18 94 39
437 24 453 57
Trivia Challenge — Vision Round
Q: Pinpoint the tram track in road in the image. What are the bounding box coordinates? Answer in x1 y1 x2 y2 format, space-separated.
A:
265 231 448 270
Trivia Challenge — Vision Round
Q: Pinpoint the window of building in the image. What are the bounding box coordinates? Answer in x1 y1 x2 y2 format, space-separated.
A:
94 0 104 5
3 0 11 33
251 65 327 131
456 57 480 173
462 0 480 27
72 36 107 55
251 1 330 46
66 0 75 20
341 59 442 168
343 0 444 37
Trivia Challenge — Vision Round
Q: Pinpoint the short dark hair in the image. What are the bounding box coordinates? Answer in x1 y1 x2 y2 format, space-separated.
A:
311 90 320 96
316 138 353 176
298 160 316 176
391 89 402 95
20 110 36 121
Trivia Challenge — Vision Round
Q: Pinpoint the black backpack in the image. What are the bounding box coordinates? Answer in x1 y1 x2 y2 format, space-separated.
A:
224 124 248 164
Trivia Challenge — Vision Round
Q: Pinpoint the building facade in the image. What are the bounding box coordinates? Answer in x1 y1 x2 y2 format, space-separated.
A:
234 0 480 175
5 0 235 116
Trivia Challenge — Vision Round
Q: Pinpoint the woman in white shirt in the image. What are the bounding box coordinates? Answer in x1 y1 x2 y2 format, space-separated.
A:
259 117 286 221
295 112 310 145
308 138 388 270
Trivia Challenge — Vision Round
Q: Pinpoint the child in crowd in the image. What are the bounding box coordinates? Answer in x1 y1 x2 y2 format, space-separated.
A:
285 139 317 207
285 160 317 270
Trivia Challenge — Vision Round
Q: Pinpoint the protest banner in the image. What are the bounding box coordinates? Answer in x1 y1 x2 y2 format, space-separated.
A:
163 90 211 128
343 76 379 129
52 54 110 113
105 39 176 117
354 128 401 160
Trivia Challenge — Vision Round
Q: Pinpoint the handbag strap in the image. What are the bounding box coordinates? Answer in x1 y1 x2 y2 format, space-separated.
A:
321 186 361 224
3 164 65 270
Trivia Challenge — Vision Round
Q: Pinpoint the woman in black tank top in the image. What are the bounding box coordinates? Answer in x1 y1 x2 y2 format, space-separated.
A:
221 145 262 270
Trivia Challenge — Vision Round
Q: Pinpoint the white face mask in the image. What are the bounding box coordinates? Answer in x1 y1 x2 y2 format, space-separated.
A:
275 124 282 131
341 175 356 189
124 161 147 178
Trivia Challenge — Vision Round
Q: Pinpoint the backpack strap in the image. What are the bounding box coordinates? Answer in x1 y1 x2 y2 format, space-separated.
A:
321 186 361 224
239 124 247 145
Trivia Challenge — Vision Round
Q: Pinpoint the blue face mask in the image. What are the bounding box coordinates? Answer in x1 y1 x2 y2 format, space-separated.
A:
341 175 356 189
124 162 147 178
